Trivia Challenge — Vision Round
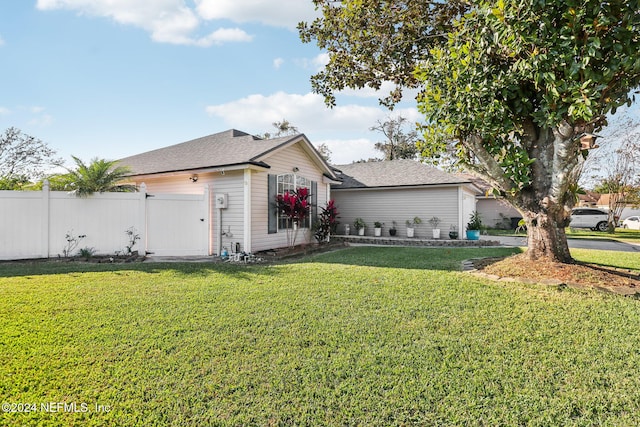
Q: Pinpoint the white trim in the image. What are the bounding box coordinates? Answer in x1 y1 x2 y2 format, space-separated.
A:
41 180 50 258
244 169 252 253
139 183 148 255
323 176 342 185
332 183 473 192
128 163 269 182
457 186 464 235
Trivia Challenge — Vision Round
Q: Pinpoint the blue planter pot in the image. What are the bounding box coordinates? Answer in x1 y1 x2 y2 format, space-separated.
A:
466 230 480 240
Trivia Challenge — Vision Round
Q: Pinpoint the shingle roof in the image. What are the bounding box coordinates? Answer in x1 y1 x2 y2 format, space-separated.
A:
332 160 472 189
118 129 300 176
455 172 493 193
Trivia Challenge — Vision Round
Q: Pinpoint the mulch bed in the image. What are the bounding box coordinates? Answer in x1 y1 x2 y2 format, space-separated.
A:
472 254 640 292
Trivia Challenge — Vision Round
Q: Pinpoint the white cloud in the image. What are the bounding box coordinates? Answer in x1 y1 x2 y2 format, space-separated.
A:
205 91 385 134
23 106 54 126
293 53 329 72
195 0 318 29
204 91 404 164
0 35 5 46
193 28 253 47
36 0 252 46
312 53 329 70
273 57 284 70
315 138 379 165
0 107 10 115
28 114 54 127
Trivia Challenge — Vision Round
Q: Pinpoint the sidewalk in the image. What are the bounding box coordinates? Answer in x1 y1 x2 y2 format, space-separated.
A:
481 234 640 252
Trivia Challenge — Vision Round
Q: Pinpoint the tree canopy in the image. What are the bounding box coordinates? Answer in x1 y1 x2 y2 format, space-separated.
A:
0 127 62 184
299 1 468 108
257 119 300 139
49 156 136 197
301 0 640 262
371 115 419 160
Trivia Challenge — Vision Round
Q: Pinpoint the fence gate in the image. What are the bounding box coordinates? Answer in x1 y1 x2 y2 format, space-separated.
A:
145 191 210 256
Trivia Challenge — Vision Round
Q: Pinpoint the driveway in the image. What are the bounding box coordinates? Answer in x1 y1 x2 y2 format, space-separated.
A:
482 235 640 252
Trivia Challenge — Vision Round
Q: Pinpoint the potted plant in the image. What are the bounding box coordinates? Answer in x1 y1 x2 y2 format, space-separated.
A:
428 216 442 239
374 221 383 237
449 225 459 239
405 216 422 238
354 217 366 236
466 211 482 240
389 221 397 236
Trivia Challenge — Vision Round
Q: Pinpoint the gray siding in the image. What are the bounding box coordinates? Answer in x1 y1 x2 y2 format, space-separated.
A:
332 186 460 238
476 198 521 229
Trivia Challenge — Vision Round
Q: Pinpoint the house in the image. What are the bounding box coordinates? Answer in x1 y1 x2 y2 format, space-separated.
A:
578 191 600 207
456 173 522 229
118 129 339 255
330 160 481 238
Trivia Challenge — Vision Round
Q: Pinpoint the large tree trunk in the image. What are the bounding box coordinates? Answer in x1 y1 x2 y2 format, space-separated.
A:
467 120 586 264
521 210 572 262
515 121 586 263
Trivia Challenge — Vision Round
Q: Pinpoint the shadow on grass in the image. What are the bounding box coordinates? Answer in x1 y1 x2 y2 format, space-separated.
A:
303 246 523 271
576 262 640 281
0 246 527 278
0 258 274 279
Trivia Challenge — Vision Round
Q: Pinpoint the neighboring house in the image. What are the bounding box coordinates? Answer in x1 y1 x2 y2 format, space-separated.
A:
118 129 339 255
578 191 600 207
330 160 480 238
457 173 522 229
594 193 640 221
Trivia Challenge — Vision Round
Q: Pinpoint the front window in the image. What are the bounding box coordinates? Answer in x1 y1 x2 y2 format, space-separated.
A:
277 173 311 229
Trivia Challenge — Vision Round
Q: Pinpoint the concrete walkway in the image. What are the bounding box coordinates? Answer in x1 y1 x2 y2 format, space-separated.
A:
481 235 640 252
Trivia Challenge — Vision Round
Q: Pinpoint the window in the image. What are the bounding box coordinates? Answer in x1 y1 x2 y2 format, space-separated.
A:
277 173 311 229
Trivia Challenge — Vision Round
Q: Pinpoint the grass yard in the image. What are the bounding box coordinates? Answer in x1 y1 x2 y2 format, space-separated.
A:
2 247 640 426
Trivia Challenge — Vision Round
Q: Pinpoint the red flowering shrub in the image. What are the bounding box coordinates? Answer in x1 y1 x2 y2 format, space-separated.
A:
314 199 340 243
275 187 311 247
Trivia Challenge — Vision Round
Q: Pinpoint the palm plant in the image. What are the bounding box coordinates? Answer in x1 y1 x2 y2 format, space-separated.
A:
53 156 136 196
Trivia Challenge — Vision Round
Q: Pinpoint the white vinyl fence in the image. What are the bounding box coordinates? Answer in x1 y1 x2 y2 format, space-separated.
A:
0 182 210 260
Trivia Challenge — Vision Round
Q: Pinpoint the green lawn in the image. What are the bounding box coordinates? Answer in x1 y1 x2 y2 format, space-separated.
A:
2 247 640 426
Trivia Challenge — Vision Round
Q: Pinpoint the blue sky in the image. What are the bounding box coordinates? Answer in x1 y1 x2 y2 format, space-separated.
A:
0 1 420 168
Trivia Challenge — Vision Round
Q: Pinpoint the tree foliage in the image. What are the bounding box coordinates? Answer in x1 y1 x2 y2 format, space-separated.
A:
591 142 640 227
258 119 300 139
0 127 62 182
299 1 468 108
315 142 333 163
301 0 640 262
585 115 640 228
0 175 31 190
371 115 419 160
50 156 136 197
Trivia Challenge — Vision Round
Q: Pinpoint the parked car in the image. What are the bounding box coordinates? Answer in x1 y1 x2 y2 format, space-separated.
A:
622 216 640 230
569 208 609 232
